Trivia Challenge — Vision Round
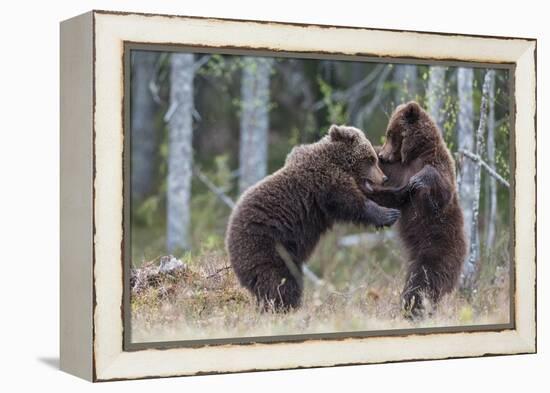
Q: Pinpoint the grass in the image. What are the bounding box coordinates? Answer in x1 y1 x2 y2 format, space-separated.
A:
130 225 511 344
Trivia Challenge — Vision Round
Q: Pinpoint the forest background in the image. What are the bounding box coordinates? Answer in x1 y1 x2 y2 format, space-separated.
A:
129 51 512 342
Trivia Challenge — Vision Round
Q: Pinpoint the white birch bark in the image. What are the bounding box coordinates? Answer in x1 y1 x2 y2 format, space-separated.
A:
485 72 497 250
462 70 494 287
239 57 273 194
393 64 417 103
457 68 475 248
457 68 476 274
426 66 446 133
131 51 158 202
167 53 195 252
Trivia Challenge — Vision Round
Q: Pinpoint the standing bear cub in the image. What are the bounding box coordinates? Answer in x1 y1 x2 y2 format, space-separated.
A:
226 125 400 311
367 102 467 317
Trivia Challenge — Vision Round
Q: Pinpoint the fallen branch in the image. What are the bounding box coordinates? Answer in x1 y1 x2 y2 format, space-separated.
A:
131 255 187 294
458 149 509 188
206 265 232 279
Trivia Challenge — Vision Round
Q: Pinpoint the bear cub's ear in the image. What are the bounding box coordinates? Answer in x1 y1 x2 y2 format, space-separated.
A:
403 101 422 124
328 125 359 143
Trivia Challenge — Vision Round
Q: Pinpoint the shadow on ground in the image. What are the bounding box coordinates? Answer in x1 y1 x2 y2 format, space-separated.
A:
37 357 59 370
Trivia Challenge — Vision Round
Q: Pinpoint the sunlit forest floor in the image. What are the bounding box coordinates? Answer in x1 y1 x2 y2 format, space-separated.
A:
130 225 511 343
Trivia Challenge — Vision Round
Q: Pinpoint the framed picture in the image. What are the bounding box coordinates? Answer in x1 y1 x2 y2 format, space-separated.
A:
60 10 537 381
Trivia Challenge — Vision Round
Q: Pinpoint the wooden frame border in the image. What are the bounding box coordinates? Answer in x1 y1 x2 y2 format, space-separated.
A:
60 10 536 381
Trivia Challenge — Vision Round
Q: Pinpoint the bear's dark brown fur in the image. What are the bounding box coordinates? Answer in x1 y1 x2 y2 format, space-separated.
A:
367 101 467 317
226 125 400 311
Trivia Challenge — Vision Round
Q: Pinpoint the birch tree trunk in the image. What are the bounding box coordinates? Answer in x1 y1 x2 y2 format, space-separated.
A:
131 51 158 202
393 64 417 103
426 66 446 134
239 57 273 194
485 71 497 250
457 68 476 281
462 70 494 288
167 53 195 253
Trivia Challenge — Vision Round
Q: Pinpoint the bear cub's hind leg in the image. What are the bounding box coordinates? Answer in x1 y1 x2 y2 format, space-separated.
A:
250 256 303 312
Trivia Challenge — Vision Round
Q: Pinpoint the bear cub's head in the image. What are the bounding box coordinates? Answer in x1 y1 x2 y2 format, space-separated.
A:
326 125 388 192
378 101 442 164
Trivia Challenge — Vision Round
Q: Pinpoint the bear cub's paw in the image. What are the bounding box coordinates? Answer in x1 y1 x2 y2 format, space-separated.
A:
376 206 401 228
408 165 439 193
408 175 427 193
364 199 401 228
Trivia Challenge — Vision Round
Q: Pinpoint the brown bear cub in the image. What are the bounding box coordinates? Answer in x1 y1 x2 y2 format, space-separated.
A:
226 125 400 311
367 101 467 318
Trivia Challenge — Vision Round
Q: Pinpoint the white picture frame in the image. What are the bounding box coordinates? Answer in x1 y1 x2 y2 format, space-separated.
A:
60 10 536 381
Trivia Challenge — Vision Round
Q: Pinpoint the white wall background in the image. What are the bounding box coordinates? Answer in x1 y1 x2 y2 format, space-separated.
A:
0 0 546 391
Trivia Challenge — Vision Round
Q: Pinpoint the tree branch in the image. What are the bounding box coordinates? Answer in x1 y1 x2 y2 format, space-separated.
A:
192 55 212 72
458 149 509 188
310 64 385 112
193 167 236 210
356 65 392 125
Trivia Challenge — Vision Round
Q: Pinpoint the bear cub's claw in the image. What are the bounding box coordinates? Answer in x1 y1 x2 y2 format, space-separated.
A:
376 207 401 228
408 175 426 193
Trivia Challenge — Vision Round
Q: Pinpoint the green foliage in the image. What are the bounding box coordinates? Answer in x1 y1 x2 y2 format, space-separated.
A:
458 305 474 324
190 154 233 251
198 54 241 84
135 195 160 227
442 94 459 149
317 76 347 128
213 154 232 184
495 116 511 180
288 126 300 146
